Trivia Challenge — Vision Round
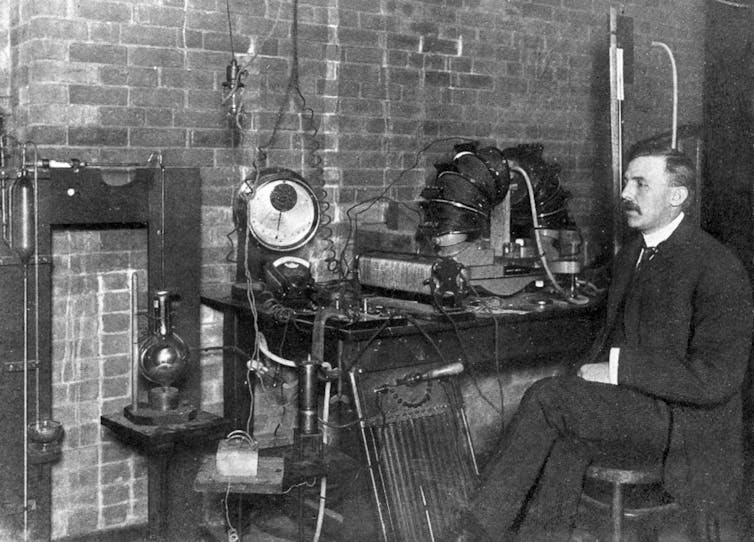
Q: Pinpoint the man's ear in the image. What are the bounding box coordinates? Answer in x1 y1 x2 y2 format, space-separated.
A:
670 186 688 208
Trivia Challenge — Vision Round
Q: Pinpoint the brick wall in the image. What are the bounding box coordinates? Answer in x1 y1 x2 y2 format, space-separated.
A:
0 0 708 539
4 1 707 241
51 229 148 537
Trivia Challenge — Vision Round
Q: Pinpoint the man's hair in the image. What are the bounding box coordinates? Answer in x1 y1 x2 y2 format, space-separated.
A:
627 146 696 211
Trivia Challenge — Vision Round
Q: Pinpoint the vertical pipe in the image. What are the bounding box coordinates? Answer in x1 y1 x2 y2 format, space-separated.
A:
32 149 40 425
130 273 140 412
22 266 29 542
16 146 34 542
157 153 166 290
611 483 623 542
1 175 8 244
609 7 624 255
298 359 318 435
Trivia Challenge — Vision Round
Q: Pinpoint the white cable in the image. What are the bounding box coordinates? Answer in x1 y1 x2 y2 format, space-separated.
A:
650 41 678 149
710 0 753 7
312 379 331 542
511 165 570 300
257 331 297 367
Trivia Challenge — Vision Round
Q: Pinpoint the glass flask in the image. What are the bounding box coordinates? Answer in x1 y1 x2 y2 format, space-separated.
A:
139 290 189 410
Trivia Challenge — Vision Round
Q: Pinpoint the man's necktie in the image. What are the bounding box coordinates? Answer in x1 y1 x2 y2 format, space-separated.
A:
636 243 658 273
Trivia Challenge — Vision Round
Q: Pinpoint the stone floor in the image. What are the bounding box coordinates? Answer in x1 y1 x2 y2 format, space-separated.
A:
223 497 743 542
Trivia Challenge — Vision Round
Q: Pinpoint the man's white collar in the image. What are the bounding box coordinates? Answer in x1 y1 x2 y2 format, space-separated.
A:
642 212 684 248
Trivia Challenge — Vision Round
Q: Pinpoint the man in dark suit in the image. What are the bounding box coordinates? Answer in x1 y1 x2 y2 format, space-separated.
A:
449 148 754 541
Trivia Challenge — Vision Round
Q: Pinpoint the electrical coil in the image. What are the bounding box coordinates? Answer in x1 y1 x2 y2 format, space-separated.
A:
420 141 512 247
500 144 573 236
420 142 573 246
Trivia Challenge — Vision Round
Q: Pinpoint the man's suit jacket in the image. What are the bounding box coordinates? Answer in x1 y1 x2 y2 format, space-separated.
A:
597 217 753 512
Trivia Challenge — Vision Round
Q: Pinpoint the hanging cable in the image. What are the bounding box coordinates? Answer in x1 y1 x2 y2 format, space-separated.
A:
511 165 577 303
338 136 474 277
312 377 332 542
224 0 235 59
239 0 337 277
650 41 678 149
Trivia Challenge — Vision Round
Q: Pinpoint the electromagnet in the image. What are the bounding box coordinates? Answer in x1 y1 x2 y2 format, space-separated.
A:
354 142 585 308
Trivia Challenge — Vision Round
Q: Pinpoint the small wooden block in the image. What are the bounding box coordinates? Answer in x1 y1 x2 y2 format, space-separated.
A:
194 454 285 495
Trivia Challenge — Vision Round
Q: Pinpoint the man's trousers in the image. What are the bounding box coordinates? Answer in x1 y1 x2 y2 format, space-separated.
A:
468 376 672 541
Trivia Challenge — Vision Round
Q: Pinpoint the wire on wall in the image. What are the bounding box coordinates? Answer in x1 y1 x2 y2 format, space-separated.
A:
227 0 338 277
338 136 475 278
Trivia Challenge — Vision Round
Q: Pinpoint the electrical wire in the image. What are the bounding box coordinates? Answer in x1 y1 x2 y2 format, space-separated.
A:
224 0 235 59
223 482 240 542
510 165 574 302
242 214 262 438
282 478 318 494
344 317 392 371
338 136 475 277
710 0 753 7
312 379 332 542
463 298 506 426
431 308 502 415
258 332 297 368
231 0 337 277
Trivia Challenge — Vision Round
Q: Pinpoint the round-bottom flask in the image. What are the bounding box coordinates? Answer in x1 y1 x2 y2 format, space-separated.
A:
139 290 189 411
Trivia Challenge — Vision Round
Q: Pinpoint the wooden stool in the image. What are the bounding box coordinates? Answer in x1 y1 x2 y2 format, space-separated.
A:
581 463 679 542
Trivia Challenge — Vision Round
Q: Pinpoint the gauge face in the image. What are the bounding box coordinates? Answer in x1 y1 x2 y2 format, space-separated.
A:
247 175 320 251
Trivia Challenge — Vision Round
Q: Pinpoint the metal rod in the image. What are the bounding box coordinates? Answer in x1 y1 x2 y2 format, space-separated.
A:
453 385 479 476
31 146 40 424
419 485 435 542
22 265 29 542
609 7 624 255
1 174 8 243
130 273 140 412
349 370 389 542
385 423 410 540
382 423 405 540
393 422 421 541
412 416 444 528
371 425 396 540
158 155 166 290
426 415 454 526
404 418 428 541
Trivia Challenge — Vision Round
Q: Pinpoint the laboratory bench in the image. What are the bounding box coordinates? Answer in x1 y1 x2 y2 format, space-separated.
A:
200 287 605 432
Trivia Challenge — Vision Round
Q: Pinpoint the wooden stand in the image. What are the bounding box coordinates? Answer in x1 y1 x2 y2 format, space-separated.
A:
100 411 230 541
193 445 358 542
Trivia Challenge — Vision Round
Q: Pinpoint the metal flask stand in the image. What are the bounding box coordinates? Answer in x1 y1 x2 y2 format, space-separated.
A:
7 161 66 465
124 276 196 425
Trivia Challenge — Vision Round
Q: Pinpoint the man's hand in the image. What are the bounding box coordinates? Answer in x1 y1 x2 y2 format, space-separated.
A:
577 362 612 384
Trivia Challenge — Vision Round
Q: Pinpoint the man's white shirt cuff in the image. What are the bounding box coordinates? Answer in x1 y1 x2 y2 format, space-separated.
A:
608 347 620 385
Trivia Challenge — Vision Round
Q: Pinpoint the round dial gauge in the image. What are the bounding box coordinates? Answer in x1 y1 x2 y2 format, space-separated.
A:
245 170 320 251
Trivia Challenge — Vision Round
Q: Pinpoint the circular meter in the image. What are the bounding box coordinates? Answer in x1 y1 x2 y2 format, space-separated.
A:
238 168 320 252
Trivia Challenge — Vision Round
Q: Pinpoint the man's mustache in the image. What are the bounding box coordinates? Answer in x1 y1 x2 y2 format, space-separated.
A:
621 200 641 214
